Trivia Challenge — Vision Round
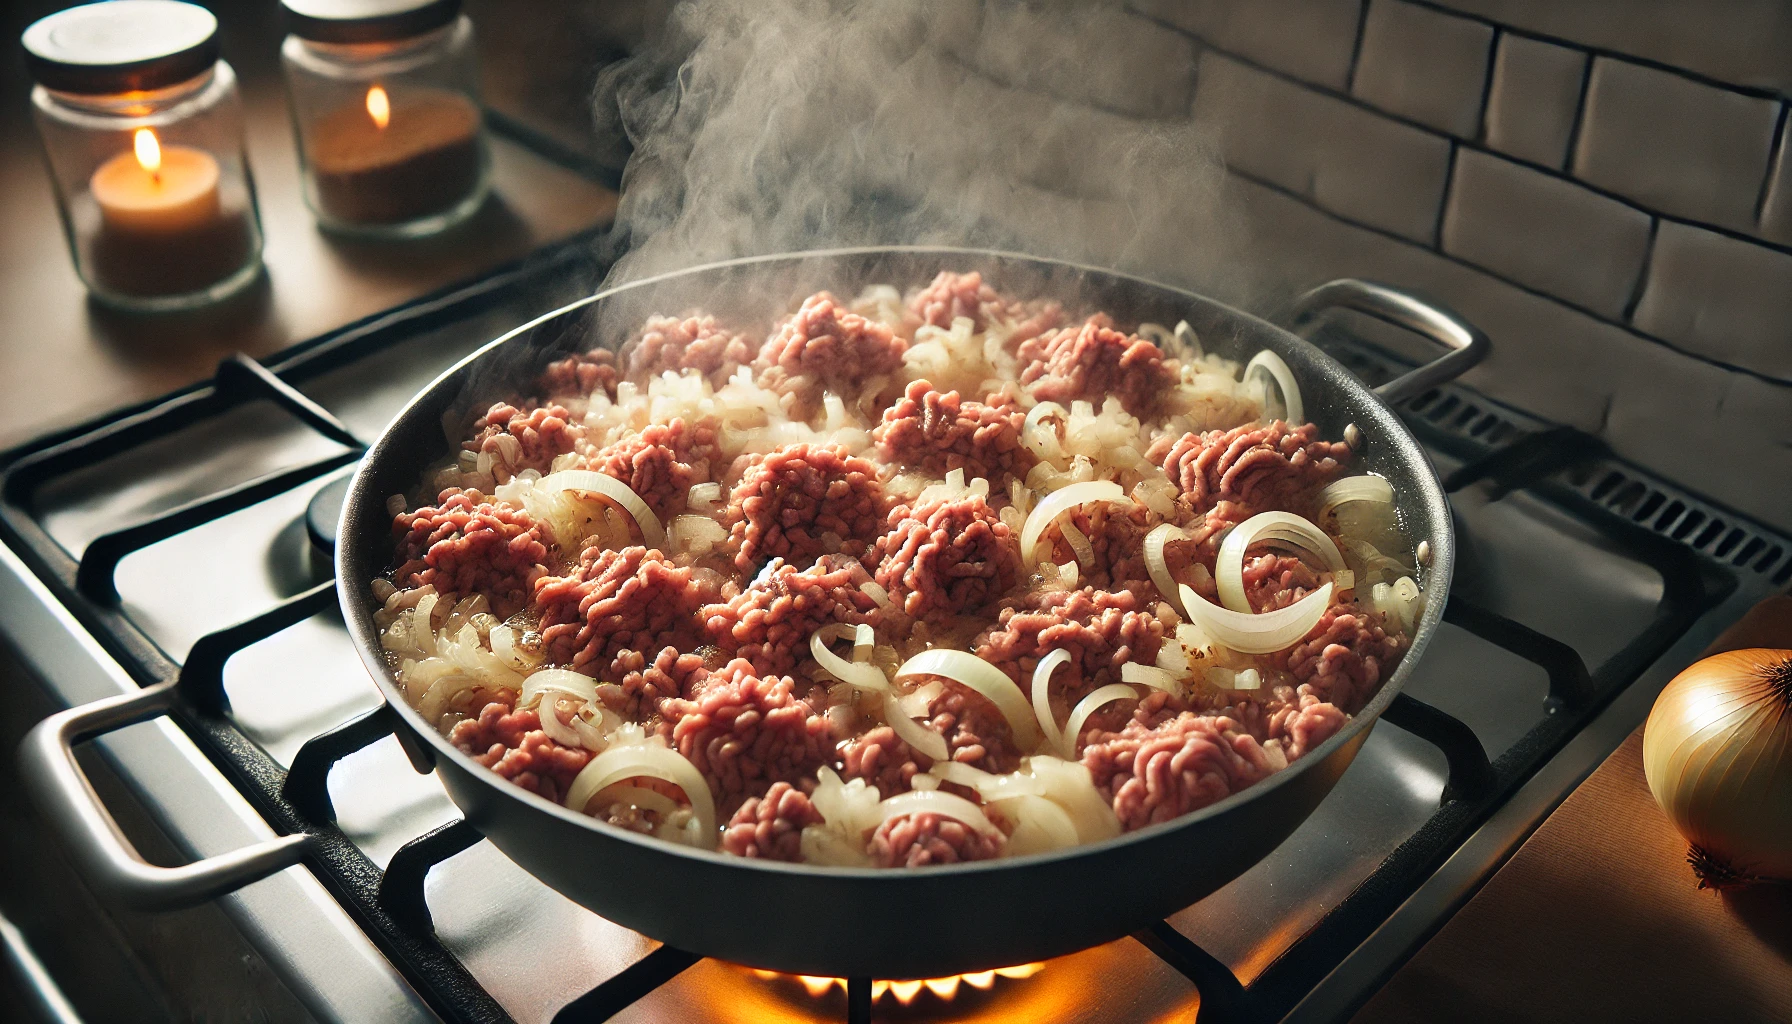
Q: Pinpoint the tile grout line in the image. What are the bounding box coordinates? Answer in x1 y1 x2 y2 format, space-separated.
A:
1619 218 1661 322
1473 26 1502 146
1346 0 1372 94
1226 165 1792 391
1751 102 1789 226
1560 48 1596 174
1432 141 1460 249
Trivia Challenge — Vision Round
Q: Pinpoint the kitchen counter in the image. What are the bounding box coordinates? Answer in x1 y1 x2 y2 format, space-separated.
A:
1356 597 1792 1024
0 0 619 452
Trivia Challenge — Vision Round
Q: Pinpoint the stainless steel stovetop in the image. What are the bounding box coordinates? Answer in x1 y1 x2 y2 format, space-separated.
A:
1 247 1784 1024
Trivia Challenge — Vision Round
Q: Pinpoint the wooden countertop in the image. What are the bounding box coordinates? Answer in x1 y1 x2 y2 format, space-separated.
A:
0 0 618 453
1356 596 1792 1023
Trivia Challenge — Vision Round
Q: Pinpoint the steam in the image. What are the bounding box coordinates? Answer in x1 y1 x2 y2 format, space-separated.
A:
594 0 1254 301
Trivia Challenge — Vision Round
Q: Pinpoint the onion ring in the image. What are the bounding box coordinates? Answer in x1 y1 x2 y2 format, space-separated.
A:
1180 581 1333 655
1243 349 1303 424
1215 511 1346 614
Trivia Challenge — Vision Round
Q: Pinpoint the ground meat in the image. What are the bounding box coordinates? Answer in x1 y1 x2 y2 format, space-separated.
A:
924 679 1024 773
624 314 754 386
724 444 888 570
1149 421 1351 516
1279 597 1405 713
1042 502 1159 596
465 401 581 483
870 812 1004 868
871 493 1022 620
448 702 592 805
581 417 719 521
720 781 823 861
605 645 709 719
1242 553 1325 612
701 555 881 676
392 488 549 618
538 348 620 401
836 725 924 797
975 587 1165 706
1017 319 1176 418
532 546 714 677
754 292 908 402
908 270 1006 332
660 659 833 813
872 380 1030 482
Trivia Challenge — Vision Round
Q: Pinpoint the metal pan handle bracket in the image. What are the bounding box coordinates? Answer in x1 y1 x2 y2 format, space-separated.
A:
19 681 313 910
1289 279 1490 405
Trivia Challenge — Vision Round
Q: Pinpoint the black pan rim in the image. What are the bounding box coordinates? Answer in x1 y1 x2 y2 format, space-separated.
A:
336 244 1455 880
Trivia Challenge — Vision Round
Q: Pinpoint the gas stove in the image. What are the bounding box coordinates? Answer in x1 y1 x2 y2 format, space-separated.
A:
1 241 1784 1024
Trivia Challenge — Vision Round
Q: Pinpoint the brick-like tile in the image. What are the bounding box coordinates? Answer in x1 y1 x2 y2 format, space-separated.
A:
1441 148 1650 319
1223 173 1792 532
1193 52 1450 242
1351 0 1494 138
1572 57 1779 232
1754 125 1792 246
972 2 1196 119
1632 220 1792 380
1128 0 1363 91
1423 0 1792 98
1482 33 1587 169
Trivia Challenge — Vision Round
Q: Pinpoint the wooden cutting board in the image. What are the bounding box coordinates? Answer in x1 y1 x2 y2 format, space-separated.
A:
1354 596 1792 1024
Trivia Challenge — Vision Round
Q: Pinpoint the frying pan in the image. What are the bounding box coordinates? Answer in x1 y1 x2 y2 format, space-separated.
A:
23 247 1488 980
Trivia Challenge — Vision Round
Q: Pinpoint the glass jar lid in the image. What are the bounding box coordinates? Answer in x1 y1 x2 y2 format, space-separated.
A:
22 0 219 95
281 0 462 44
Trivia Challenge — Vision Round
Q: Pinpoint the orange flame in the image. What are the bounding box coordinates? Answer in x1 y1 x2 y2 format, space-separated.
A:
750 963 1045 1006
133 128 161 177
366 85 391 130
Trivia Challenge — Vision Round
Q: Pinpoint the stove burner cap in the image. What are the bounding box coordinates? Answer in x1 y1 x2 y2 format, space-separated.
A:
307 473 352 554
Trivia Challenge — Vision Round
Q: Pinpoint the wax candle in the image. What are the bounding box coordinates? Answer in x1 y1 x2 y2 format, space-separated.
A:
307 85 482 227
87 128 254 299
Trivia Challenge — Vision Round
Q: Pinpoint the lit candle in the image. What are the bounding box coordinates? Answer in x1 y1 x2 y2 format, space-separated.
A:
308 84 482 228
86 127 253 300
90 128 222 234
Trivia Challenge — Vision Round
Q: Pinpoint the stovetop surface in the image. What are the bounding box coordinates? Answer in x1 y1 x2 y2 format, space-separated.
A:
3 248 1786 1024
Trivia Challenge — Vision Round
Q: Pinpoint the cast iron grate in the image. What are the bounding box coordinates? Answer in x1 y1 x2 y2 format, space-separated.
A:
0 278 1769 1023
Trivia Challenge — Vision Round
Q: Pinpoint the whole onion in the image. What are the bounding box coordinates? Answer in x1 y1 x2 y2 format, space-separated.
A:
1642 649 1792 888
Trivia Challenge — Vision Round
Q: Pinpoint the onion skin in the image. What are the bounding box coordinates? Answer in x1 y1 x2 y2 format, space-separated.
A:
1642 649 1792 886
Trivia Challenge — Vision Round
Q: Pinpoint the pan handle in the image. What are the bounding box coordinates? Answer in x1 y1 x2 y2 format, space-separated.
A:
1289 279 1490 405
19 681 313 910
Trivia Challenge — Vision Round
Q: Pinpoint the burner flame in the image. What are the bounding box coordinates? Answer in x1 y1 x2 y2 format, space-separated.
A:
751 963 1044 1005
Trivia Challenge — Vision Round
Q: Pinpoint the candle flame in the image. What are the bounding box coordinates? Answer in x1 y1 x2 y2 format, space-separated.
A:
366 85 391 130
133 128 161 176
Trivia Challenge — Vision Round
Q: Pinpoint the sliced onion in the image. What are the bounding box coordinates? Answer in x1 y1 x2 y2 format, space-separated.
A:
1121 662 1182 694
593 783 680 819
538 470 665 548
992 794 1081 855
895 649 1040 749
858 580 891 608
1216 511 1346 613
881 690 950 762
1022 401 1067 462
812 625 890 691
1058 518 1094 566
687 481 722 513
1060 684 1137 759
1020 480 1127 566
521 668 597 709
566 743 716 847
1244 349 1302 425
668 514 727 555
1031 649 1072 754
1174 320 1204 359
928 760 1047 800
1181 581 1333 655
1317 475 1394 519
1057 560 1079 589
417 672 482 723
1205 666 1263 691
1143 522 1188 616
1137 322 1174 349
537 696 585 748
876 789 1000 836
1024 755 1121 842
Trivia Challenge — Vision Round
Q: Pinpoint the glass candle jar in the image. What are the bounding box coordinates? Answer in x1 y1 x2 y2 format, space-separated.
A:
281 0 490 237
24 0 263 312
